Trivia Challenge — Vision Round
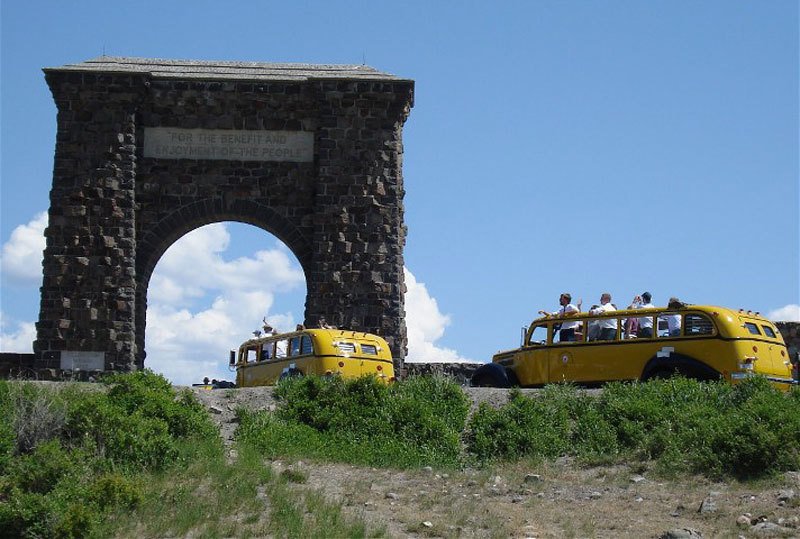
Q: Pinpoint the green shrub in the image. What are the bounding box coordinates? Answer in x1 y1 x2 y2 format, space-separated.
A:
391 375 470 432
0 381 68 455
466 385 614 463
0 381 14 470
0 489 57 539
60 370 216 471
5 439 87 494
241 375 467 468
679 378 800 478
65 392 178 470
52 502 100 539
596 377 800 478
0 372 222 539
87 472 143 510
103 370 216 439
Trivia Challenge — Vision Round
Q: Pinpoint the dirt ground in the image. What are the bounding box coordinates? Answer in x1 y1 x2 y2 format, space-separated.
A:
189 386 800 538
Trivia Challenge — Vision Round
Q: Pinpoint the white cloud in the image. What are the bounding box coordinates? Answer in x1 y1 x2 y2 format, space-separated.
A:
1 212 47 285
145 224 305 385
154 223 302 296
0 312 36 353
404 268 476 363
768 304 800 322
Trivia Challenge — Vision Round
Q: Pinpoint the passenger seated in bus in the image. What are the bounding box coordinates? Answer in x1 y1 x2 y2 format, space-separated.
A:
538 293 580 342
664 297 684 336
262 318 274 335
275 338 288 358
624 298 640 338
586 306 601 340
588 293 617 340
318 317 336 329
289 336 301 356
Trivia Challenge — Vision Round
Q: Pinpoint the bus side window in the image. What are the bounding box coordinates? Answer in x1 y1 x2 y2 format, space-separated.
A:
685 314 714 336
658 313 681 337
573 321 584 342
275 339 288 358
553 322 583 344
590 319 619 341
528 324 548 346
300 335 313 355
289 337 301 356
261 342 274 361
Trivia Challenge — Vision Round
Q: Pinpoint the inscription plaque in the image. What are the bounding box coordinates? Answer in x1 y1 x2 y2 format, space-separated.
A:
61 351 105 371
143 127 314 162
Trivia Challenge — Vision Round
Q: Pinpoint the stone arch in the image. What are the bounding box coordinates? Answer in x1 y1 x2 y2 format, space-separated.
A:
34 57 413 374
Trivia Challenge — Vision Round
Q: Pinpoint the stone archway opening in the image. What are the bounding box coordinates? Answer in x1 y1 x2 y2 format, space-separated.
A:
144 221 307 384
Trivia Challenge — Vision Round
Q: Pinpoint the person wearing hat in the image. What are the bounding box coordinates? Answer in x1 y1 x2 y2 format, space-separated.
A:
631 292 655 337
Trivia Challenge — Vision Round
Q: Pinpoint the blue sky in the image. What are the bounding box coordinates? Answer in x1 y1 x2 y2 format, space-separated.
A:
1 1 798 384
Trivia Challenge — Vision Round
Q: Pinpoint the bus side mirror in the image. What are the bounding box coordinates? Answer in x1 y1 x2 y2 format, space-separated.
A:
229 350 236 366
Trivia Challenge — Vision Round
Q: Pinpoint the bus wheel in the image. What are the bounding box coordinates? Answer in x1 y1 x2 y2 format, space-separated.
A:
471 363 512 388
647 368 680 380
645 367 716 382
279 368 303 381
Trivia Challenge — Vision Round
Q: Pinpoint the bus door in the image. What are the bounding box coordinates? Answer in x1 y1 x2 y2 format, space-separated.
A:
549 318 616 384
548 320 582 383
516 323 549 385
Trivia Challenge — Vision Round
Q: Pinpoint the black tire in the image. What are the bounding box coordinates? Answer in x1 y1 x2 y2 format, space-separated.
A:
646 368 680 380
279 368 303 381
471 363 514 388
641 354 721 382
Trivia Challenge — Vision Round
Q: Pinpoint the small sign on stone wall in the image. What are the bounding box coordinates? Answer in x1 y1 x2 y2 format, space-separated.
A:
143 127 314 162
60 351 105 371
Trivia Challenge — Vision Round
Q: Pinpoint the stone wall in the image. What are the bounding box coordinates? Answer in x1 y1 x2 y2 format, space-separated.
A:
777 322 800 357
403 362 481 386
34 58 414 374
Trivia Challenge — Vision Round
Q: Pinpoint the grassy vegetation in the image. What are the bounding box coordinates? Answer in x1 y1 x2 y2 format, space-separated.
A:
236 375 470 469
466 376 800 479
0 372 378 538
102 441 383 539
2 372 798 537
238 374 800 480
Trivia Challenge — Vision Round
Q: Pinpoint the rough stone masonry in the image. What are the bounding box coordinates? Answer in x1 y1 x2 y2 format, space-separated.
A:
34 57 414 373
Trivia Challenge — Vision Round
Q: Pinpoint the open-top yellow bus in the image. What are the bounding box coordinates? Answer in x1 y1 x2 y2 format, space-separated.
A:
230 328 395 387
472 304 796 390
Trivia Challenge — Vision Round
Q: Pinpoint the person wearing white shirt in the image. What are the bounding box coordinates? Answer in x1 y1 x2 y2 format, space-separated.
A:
539 293 580 342
589 292 617 340
633 292 655 337
664 297 684 336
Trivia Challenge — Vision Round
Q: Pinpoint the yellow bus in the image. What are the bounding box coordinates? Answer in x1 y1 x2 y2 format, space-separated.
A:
472 304 796 391
230 328 395 387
